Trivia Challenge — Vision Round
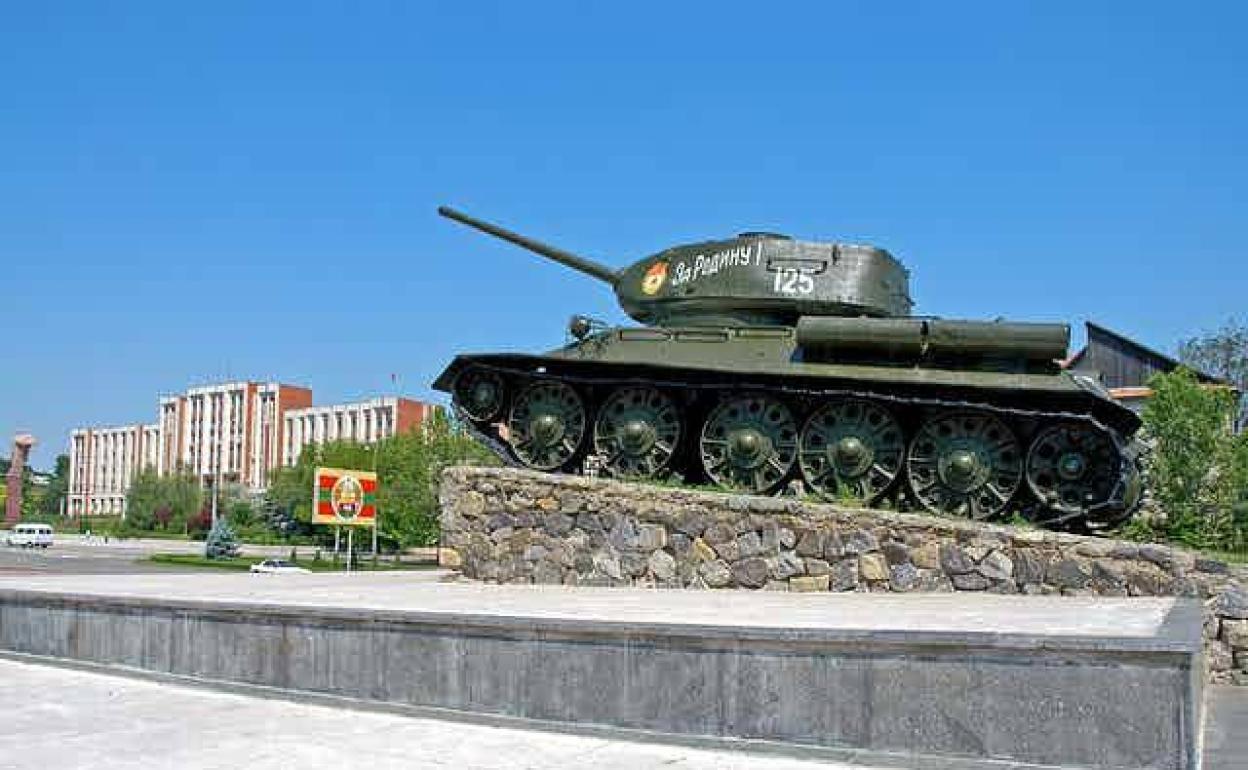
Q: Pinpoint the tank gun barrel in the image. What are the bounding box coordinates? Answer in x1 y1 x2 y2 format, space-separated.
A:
438 206 619 285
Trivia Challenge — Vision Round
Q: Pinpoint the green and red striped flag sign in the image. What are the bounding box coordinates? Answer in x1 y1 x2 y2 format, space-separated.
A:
312 467 378 526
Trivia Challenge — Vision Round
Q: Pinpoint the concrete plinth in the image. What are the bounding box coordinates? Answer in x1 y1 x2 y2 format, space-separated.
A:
0 574 1204 769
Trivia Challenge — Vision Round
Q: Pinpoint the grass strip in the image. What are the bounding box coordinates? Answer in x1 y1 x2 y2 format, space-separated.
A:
146 553 436 572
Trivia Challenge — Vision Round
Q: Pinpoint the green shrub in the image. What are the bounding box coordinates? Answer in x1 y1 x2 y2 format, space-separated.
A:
1138 367 1246 550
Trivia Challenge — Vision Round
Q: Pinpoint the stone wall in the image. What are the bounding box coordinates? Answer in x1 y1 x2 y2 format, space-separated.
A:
439 466 1248 685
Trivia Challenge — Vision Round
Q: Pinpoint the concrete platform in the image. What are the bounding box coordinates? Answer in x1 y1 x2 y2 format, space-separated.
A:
0 574 1205 769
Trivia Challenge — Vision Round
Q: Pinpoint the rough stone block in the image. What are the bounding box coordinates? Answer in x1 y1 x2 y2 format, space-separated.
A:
881 541 910 566
736 531 763 558
823 530 845 560
1215 585 1248 619
732 557 770 588
703 522 735 544
712 539 740 562
889 563 919 592
939 544 974 575
592 551 622 580
1224 618 1248 648
697 559 732 588
844 529 879 555
690 537 716 563
795 529 825 557
952 572 990 591
831 559 859 592
438 547 463 569
911 542 940 570
804 558 831 577
860 554 888 582
1048 557 1093 590
976 550 1013 581
648 550 676 582
789 574 830 592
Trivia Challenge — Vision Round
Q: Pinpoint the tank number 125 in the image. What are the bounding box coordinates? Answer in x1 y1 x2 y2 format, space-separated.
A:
773 269 815 295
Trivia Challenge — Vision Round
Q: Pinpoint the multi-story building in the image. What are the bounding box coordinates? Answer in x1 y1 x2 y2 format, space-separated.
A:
67 423 159 517
282 397 438 466
157 382 313 492
66 382 442 517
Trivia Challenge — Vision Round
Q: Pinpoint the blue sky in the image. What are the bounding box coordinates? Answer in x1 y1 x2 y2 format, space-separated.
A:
3 2 1246 469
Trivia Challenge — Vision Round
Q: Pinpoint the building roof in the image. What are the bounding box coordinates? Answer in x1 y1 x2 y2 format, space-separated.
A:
1066 321 1228 386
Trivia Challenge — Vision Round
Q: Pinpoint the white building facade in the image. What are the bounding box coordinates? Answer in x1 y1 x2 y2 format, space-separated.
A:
66 383 440 517
157 381 312 492
283 397 437 466
67 423 160 517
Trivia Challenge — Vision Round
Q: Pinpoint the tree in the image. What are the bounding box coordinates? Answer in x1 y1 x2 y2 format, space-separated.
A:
0 454 65 522
1179 319 1248 431
125 470 202 530
38 456 70 516
186 506 213 538
1141 367 1244 548
204 517 240 559
265 410 497 548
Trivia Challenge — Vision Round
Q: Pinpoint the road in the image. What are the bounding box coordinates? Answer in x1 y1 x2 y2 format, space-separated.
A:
0 535 436 575
0 535 311 575
0 542 199 574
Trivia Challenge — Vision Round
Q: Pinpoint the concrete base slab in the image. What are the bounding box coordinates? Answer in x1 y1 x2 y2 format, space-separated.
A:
0 574 1204 769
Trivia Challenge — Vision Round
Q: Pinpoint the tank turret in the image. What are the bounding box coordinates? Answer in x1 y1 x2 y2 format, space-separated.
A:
434 207 1143 531
438 207 912 326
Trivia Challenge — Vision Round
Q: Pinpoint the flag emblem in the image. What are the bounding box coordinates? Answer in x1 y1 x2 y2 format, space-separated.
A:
313 467 378 525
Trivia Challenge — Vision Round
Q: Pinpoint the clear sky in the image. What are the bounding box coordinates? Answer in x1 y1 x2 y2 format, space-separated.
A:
4 2 1246 470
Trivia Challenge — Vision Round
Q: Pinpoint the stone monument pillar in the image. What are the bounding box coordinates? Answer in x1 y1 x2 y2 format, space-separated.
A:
5 434 35 527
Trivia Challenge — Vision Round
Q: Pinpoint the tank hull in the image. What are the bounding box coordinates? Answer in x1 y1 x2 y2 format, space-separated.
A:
434 326 1142 530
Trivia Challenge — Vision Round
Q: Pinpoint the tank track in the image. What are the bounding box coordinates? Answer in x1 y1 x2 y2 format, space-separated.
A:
452 361 1143 533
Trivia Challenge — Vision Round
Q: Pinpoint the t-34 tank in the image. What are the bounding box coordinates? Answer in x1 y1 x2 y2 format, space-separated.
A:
433 207 1143 530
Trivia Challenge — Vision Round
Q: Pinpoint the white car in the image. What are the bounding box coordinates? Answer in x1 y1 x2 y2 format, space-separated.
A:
249 559 311 574
6 523 53 548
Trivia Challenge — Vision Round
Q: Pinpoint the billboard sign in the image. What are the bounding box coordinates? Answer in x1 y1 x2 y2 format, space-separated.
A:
312 467 378 526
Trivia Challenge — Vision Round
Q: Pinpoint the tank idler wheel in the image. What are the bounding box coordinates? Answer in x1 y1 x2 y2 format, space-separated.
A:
452 367 506 422
906 410 1022 520
593 386 681 479
507 381 586 471
799 398 903 503
1025 422 1120 520
700 393 797 493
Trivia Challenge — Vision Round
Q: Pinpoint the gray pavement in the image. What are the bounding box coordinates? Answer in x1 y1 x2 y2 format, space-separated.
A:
0 658 889 770
1204 686 1248 769
0 571 1181 641
3 656 1243 769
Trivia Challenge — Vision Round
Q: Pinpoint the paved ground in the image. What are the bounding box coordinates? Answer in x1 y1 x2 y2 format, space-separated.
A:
1204 685 1248 769
2 657 1242 769
0 658 893 770
0 571 1181 640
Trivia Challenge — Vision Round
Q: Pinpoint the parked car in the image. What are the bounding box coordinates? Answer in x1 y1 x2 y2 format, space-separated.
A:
5 523 54 548
249 559 311 574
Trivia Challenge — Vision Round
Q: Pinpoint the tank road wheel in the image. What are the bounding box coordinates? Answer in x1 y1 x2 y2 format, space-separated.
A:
592 387 681 479
700 393 797 493
1025 422 1121 520
906 411 1022 519
507 381 586 470
799 399 903 503
452 367 505 422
